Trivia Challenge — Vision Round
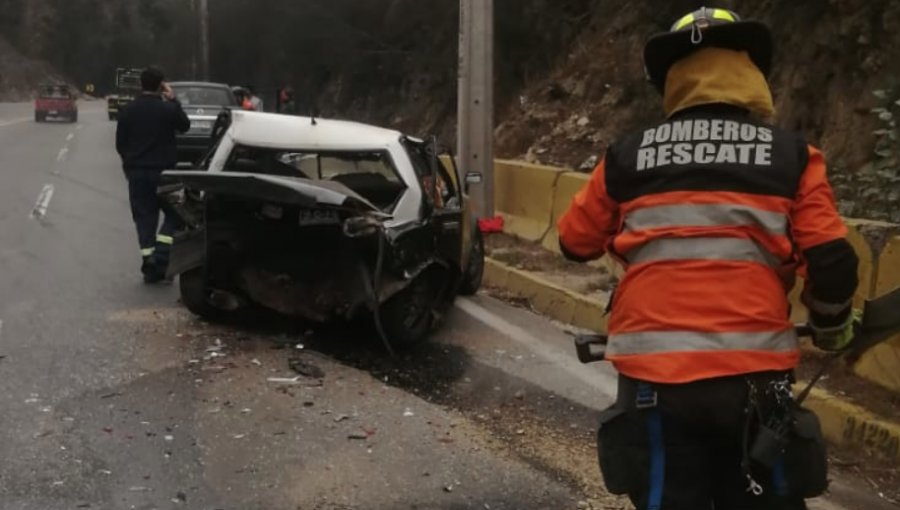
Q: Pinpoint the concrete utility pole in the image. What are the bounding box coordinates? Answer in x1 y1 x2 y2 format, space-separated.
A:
458 0 495 218
198 0 210 80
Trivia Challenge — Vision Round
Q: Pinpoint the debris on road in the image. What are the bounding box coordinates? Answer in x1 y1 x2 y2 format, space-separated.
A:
347 432 368 440
267 376 323 386
288 357 325 378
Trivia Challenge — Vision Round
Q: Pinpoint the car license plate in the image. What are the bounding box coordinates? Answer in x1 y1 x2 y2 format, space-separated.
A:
298 209 339 226
48 110 58 115
191 120 213 130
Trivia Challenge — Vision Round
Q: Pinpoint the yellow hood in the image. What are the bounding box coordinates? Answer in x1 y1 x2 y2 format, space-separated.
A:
663 47 775 119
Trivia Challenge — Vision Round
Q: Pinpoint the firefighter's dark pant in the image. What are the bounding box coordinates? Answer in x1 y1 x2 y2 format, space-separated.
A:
126 170 181 277
597 373 825 510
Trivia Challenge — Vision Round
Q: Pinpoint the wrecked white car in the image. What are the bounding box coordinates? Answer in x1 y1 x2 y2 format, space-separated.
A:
162 110 484 347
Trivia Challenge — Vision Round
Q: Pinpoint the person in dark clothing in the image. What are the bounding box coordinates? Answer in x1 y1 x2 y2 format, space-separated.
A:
276 86 297 115
115 67 190 283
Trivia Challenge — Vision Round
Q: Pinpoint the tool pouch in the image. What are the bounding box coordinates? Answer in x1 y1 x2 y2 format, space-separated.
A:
783 407 829 498
596 405 647 495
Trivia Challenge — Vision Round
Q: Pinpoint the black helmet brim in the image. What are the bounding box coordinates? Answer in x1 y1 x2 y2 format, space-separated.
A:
643 20 773 93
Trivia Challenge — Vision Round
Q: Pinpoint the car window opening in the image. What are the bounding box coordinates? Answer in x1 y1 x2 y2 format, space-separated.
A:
225 146 407 211
403 139 459 211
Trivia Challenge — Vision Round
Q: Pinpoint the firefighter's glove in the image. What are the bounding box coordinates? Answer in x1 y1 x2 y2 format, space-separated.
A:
811 309 862 352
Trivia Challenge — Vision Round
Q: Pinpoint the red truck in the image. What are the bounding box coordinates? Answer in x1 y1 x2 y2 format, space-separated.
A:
35 85 78 123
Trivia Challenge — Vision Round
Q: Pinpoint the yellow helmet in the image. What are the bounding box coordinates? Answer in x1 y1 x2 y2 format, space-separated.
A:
643 7 773 93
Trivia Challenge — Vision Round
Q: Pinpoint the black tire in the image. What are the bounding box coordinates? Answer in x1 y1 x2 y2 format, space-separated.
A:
380 272 438 346
70 112 78 123
178 266 230 322
108 113 116 121
35 112 43 123
458 228 485 296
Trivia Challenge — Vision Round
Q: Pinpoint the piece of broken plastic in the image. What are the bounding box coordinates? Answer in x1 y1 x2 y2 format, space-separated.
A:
478 216 504 233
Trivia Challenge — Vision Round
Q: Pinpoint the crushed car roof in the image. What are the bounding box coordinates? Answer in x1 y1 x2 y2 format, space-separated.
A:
229 111 404 150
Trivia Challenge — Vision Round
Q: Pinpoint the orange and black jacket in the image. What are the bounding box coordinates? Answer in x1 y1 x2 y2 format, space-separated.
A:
559 105 858 384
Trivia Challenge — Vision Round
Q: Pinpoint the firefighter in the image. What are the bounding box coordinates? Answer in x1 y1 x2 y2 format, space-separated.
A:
115 67 190 283
558 8 859 509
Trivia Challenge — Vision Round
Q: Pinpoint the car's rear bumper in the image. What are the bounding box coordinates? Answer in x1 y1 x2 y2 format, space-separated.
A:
36 108 77 114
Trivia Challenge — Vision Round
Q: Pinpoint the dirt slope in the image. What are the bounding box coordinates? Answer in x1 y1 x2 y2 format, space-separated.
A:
306 1 900 222
491 1 900 221
0 35 69 101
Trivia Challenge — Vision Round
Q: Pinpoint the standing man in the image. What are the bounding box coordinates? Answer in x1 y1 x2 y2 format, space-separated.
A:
116 67 190 283
277 86 297 115
247 85 264 112
559 8 859 509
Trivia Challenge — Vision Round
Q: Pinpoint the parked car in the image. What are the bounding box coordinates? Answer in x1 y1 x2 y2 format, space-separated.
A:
35 84 77 123
161 110 484 346
169 81 237 164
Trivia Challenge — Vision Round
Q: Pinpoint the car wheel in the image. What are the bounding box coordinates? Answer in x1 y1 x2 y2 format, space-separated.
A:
380 271 437 346
458 228 485 296
179 266 230 322
35 112 43 123
108 113 116 121
71 112 78 123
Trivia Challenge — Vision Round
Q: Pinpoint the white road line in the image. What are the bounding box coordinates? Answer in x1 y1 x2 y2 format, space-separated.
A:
56 146 69 162
456 297 618 400
29 184 55 220
66 132 74 141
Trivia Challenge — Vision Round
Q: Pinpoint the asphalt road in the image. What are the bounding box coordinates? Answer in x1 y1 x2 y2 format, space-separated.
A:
0 101 892 510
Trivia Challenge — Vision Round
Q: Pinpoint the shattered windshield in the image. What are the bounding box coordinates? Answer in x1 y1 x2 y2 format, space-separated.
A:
226 146 406 210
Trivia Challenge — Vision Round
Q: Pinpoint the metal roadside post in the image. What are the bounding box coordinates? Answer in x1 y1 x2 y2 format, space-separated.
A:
198 0 210 81
458 0 496 220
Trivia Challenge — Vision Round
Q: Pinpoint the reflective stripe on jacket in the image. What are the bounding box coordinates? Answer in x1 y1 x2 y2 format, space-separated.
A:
558 106 856 383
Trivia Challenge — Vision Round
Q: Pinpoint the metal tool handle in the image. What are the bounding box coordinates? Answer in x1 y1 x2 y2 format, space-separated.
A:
794 324 813 338
574 334 608 364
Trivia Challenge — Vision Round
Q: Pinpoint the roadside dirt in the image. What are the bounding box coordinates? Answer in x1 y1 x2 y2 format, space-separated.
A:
106 307 627 509
486 233 615 302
